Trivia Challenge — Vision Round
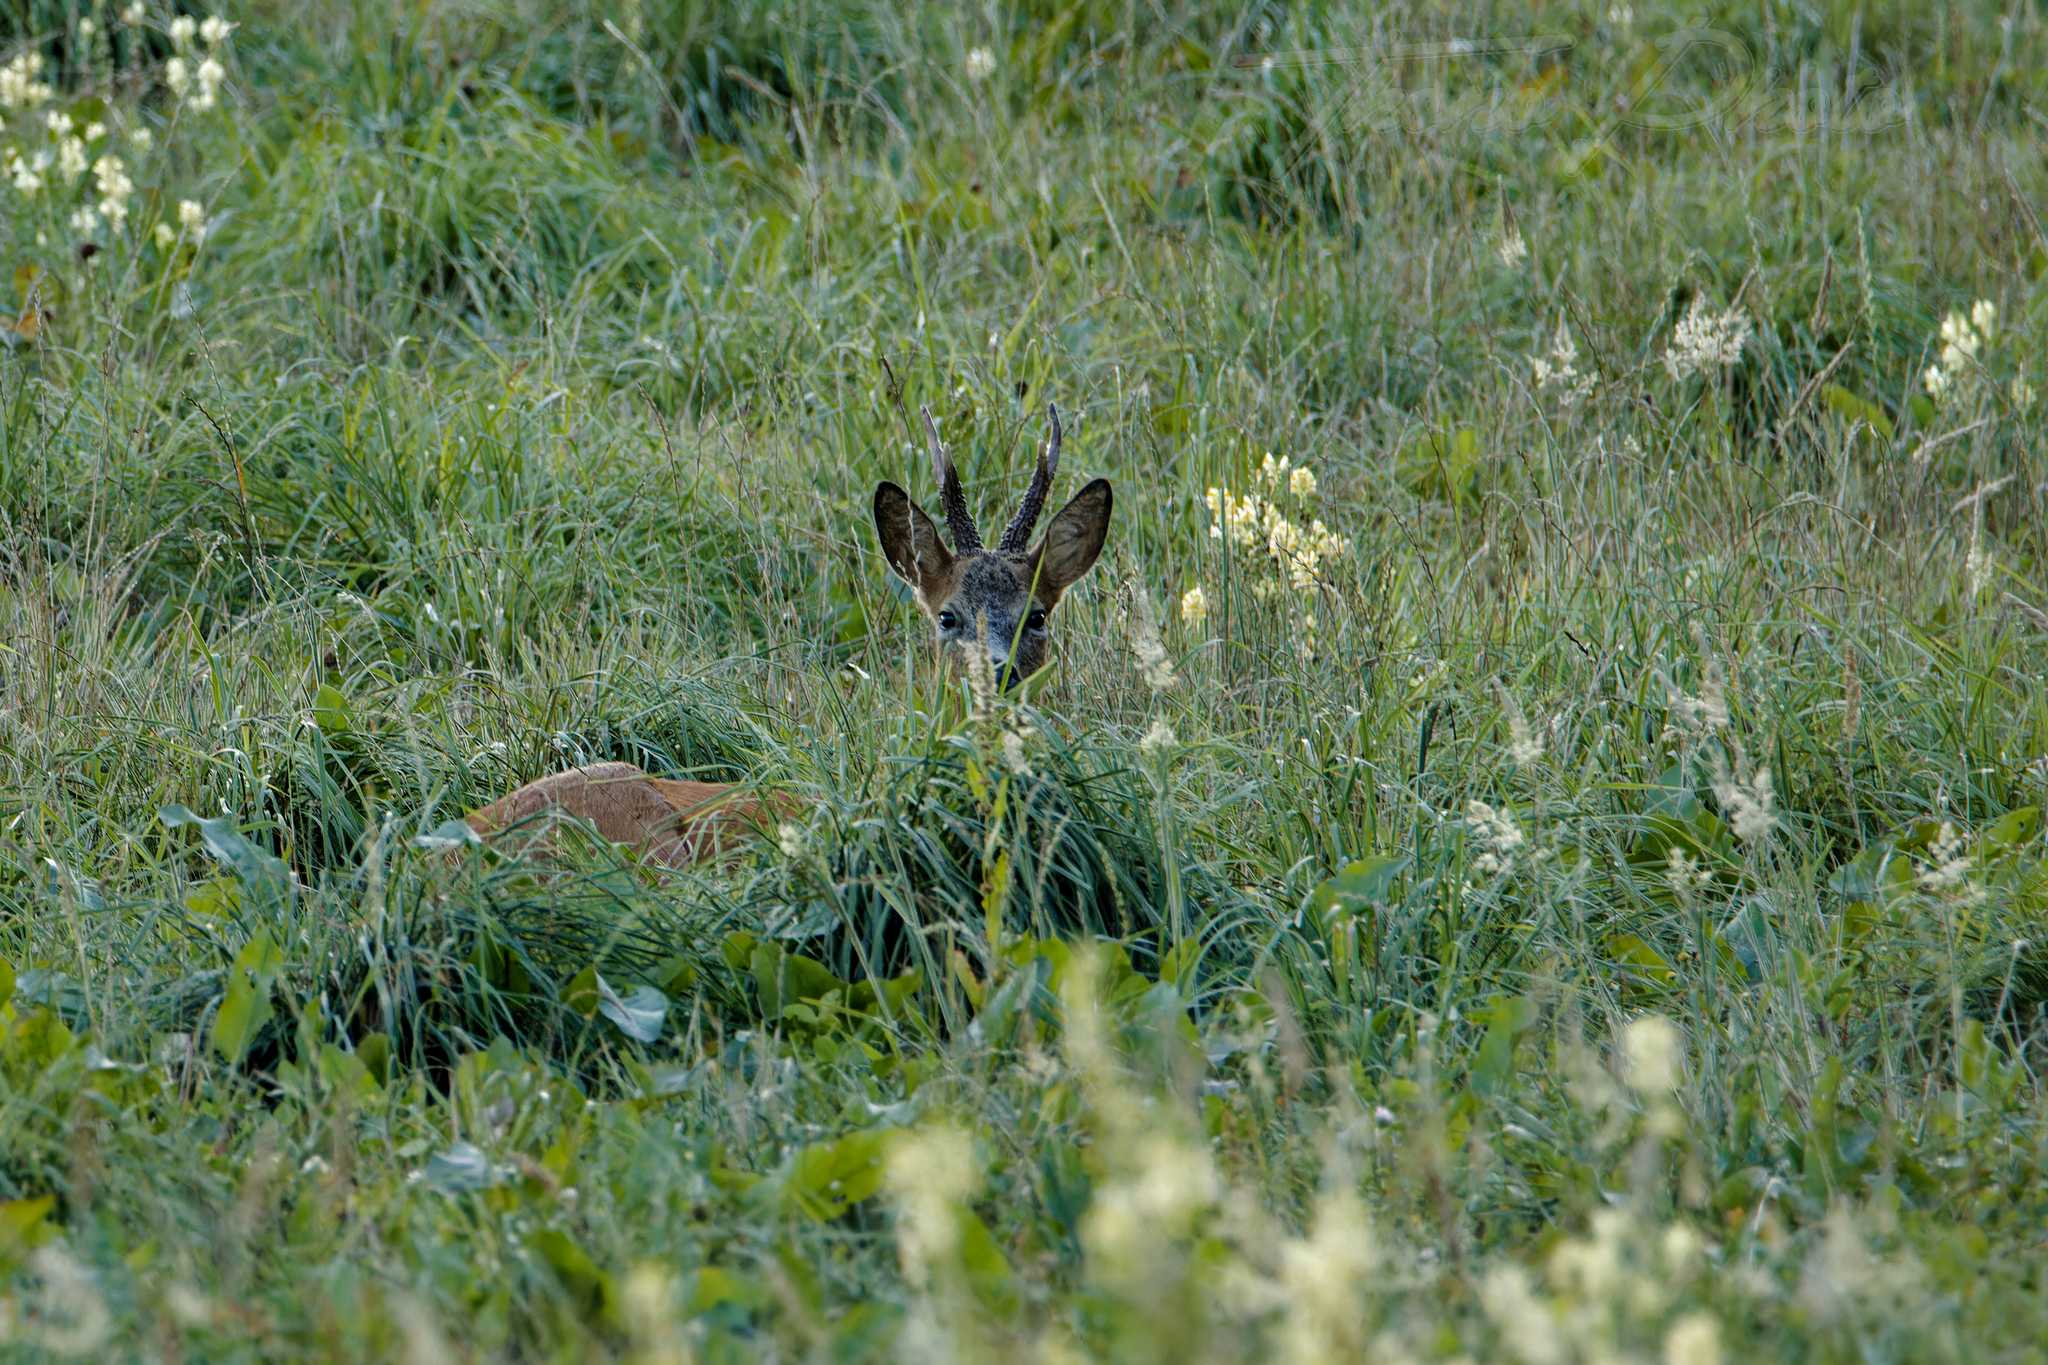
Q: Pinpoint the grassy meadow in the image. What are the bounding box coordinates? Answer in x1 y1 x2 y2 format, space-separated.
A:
5 0 2048 1358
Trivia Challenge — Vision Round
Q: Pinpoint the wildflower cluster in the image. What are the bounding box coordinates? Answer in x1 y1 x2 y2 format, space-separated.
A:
1918 820 1972 894
1710 754 1776 844
1195 452 1346 656
1530 319 1594 406
873 951 1771 1364
1662 295 1751 382
1129 586 1178 693
1920 299 2036 410
1659 655 1729 748
0 12 232 258
1464 799 1527 878
165 15 236 112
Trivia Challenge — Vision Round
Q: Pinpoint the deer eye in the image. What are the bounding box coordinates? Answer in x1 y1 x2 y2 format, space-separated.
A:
1026 609 1048 632
936 609 961 634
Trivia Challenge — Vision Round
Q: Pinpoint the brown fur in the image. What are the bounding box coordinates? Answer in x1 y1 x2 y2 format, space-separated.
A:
464 404 1107 869
464 762 788 868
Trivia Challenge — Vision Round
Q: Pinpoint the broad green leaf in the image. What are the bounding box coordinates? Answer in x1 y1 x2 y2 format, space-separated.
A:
527 1227 612 1319
423 1142 511 1192
312 682 354 735
182 876 241 918
213 932 284 1064
687 1265 768 1315
357 1033 391 1088
771 1126 903 1221
1828 843 1913 904
1309 855 1408 927
160 805 289 888
1820 383 1895 440
414 818 481 852
1607 933 1676 987
596 977 667 1043
563 965 601 1017
954 1208 1016 1312
1979 806 2043 859
1472 994 1539 1094
750 942 850 1021
0 1195 55 1258
721 931 757 971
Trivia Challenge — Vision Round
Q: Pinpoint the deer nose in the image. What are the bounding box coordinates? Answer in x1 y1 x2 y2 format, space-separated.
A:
993 658 1021 691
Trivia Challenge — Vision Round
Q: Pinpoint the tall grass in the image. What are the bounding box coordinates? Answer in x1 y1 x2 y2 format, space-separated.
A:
2 0 2046 1358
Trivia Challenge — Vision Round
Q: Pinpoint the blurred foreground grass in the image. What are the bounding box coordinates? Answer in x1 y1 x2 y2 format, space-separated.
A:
2 1 2047 1359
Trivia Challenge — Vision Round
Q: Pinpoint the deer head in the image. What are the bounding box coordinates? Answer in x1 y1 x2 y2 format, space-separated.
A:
873 403 1112 689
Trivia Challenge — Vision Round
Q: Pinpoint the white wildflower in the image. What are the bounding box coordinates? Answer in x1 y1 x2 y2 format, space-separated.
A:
1130 590 1177 692
1497 684 1543 767
1664 295 1752 382
1918 821 1971 893
1711 758 1775 843
23 1245 112 1354
0 51 54 108
1622 1014 1682 1093
965 46 996 81
94 154 134 229
1924 300 1998 404
1665 847 1713 900
1465 799 1526 878
1661 657 1729 745
169 14 197 44
1664 1313 1722 1365
1530 319 1593 405
1139 719 1177 757
1179 584 1209 627
1478 1264 1562 1365
192 55 226 108
201 15 236 45
56 136 87 183
1288 465 1317 498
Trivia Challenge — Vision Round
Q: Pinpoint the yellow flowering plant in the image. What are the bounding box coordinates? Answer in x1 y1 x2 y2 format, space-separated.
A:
1194 450 1346 658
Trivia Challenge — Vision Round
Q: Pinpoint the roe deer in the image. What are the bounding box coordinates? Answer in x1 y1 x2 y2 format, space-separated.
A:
462 403 1112 867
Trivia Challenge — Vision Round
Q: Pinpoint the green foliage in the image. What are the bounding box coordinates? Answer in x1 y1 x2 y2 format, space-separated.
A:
2 0 2048 1358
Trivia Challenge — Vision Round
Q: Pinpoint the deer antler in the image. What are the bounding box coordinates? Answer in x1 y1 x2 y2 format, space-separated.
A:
923 406 982 551
998 403 1062 554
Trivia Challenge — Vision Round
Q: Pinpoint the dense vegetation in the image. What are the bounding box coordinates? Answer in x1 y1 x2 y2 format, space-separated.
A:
3 1 2046 1359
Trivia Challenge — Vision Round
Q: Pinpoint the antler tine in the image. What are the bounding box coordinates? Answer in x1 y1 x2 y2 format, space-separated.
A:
997 402 1062 554
923 405 982 551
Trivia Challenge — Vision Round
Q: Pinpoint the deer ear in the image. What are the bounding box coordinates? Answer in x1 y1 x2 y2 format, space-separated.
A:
873 482 954 598
1029 478 1112 601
